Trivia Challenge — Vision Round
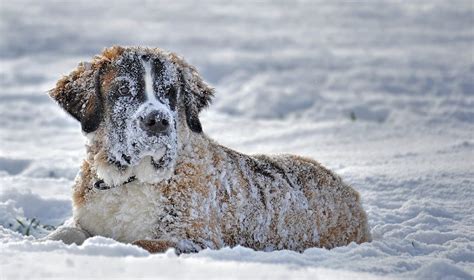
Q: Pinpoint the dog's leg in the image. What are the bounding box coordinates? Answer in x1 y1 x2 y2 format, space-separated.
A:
132 239 178 254
42 226 91 245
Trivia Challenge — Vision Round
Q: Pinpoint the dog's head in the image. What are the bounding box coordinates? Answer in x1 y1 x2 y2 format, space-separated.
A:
50 46 213 185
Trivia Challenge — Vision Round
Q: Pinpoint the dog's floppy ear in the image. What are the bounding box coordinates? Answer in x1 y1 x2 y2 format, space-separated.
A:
178 60 214 133
49 62 105 133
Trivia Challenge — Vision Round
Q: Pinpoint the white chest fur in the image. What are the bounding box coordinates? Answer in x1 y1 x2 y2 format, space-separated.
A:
74 182 163 243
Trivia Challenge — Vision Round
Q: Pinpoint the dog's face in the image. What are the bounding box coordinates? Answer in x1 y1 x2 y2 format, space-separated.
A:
50 46 213 185
100 51 179 181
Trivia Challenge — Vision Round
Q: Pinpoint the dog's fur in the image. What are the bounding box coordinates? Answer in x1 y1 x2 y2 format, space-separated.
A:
47 46 371 253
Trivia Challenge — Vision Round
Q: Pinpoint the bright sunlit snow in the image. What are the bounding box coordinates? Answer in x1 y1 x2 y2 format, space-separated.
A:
0 1 473 279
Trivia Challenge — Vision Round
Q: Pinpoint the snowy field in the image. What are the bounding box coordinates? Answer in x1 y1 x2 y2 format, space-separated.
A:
1 1 473 279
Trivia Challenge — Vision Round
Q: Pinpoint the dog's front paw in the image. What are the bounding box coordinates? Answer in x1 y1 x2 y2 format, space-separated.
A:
132 239 177 254
42 227 90 245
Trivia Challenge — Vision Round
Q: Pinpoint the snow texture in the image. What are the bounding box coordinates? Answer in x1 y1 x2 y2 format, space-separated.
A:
0 0 473 279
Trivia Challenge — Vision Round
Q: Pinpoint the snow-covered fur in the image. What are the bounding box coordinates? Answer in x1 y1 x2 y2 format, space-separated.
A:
48 46 371 253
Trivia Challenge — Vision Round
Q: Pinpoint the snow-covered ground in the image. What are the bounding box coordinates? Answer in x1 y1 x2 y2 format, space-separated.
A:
1 1 473 279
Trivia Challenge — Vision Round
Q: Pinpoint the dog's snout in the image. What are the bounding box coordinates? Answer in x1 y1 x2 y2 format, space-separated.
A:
140 111 170 134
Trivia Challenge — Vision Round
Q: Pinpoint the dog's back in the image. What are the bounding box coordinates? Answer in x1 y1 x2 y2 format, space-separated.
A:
209 145 371 251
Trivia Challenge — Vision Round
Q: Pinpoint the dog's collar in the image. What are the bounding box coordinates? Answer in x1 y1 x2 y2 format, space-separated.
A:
93 176 137 190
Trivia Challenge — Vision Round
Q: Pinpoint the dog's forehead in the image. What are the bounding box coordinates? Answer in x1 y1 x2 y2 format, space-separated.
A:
114 50 160 69
103 50 178 86
99 49 179 110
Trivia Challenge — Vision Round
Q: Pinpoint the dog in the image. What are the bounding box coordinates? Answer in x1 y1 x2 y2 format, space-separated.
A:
46 46 371 253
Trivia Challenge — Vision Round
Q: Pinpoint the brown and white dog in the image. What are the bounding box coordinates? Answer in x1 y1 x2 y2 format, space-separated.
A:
46 46 371 253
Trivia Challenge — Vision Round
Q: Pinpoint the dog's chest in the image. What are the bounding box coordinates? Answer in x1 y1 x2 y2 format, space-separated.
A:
75 182 163 243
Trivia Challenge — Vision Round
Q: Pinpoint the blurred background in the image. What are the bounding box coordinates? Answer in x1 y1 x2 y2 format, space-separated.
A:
1 0 472 127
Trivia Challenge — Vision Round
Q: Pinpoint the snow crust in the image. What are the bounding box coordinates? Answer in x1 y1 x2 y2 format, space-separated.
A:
0 1 473 279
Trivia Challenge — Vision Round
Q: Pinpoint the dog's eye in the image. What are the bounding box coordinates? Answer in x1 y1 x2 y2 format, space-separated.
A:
118 85 130 96
164 86 175 97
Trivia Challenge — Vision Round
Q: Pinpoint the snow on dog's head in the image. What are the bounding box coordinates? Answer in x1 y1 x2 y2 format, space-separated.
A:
49 46 214 185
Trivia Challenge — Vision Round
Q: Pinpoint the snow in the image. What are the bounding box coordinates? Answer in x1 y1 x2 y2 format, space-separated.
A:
0 0 473 279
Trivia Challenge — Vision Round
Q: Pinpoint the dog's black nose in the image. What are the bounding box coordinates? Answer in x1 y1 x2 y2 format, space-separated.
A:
140 111 169 134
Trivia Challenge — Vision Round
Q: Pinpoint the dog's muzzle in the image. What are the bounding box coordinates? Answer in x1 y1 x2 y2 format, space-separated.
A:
139 110 170 136
94 176 136 190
